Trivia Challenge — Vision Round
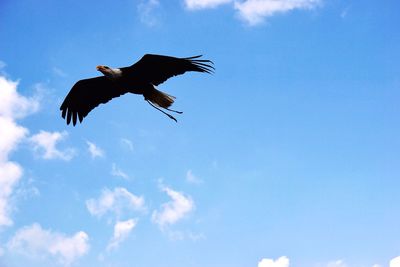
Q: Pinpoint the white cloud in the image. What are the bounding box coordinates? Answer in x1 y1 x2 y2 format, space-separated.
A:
151 184 194 228
0 162 22 226
0 75 39 227
7 223 89 266
0 117 28 163
107 219 137 251
391 257 400 267
86 141 104 159
120 138 134 151
184 0 321 25
0 77 39 120
186 169 202 184
29 131 75 160
372 264 382 267
258 256 290 267
86 187 145 218
137 0 160 26
111 163 129 180
185 0 232 9
234 0 320 25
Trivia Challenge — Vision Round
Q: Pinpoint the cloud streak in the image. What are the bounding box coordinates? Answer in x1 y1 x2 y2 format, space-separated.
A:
120 138 134 152
111 163 129 180
86 141 104 159
137 0 160 26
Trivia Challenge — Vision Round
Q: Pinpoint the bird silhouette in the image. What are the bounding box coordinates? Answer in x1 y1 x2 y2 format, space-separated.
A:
60 54 214 125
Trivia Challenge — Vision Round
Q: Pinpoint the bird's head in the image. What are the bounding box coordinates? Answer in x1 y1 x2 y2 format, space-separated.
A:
96 65 111 75
96 65 122 79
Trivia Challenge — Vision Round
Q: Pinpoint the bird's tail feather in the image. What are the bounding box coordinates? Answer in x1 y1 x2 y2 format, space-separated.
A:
145 87 175 109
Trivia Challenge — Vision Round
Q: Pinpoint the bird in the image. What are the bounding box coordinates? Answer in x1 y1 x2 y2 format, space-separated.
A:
60 54 214 125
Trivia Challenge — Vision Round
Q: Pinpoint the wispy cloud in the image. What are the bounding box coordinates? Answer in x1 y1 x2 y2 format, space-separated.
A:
120 138 134 152
0 60 6 70
86 187 145 218
111 163 129 180
152 184 194 228
340 5 350 18
52 67 67 77
186 169 203 184
29 131 75 161
0 75 39 227
188 231 206 241
107 219 137 251
7 223 89 266
86 141 104 159
258 256 289 267
137 0 160 26
14 177 40 200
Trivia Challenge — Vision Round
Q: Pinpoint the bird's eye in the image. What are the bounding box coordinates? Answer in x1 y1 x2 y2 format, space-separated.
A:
104 66 109 69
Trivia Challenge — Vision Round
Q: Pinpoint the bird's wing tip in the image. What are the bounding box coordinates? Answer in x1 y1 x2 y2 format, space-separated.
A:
185 55 203 59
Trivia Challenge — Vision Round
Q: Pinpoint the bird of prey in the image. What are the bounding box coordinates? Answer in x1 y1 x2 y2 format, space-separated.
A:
60 54 214 125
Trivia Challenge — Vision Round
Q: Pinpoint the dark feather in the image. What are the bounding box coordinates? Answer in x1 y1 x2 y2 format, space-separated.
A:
60 77 127 126
124 54 214 86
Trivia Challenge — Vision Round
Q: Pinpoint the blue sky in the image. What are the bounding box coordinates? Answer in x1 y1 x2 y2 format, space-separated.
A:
0 0 399 267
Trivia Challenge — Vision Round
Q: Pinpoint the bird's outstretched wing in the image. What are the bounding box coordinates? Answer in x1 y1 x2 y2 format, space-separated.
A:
125 54 214 86
60 76 127 126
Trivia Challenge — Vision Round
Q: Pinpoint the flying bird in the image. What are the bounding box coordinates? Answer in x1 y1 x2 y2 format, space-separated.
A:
60 54 214 125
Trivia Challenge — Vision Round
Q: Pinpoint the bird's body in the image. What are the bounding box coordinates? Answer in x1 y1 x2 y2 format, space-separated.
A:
60 54 214 125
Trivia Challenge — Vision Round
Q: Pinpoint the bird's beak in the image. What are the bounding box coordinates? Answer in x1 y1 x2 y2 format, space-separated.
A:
96 65 103 71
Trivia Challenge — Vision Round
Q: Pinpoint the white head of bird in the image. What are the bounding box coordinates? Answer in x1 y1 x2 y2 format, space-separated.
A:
96 65 122 79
